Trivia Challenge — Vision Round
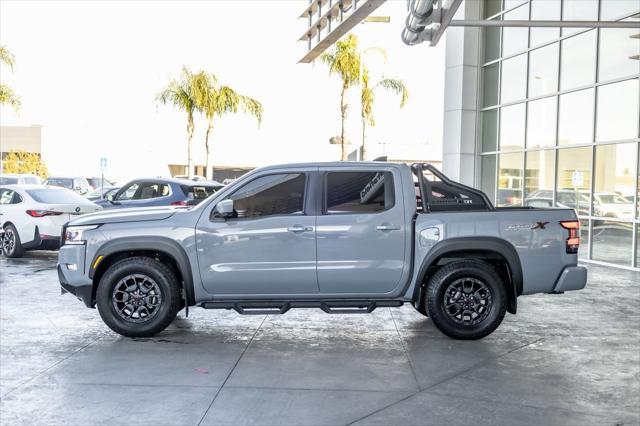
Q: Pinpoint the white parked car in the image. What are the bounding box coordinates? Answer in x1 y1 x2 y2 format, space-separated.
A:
0 185 102 258
0 174 41 185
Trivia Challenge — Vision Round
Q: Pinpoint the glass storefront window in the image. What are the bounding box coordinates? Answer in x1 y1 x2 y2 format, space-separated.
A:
484 25 501 63
560 30 597 90
527 96 557 148
481 154 497 204
600 0 640 20
500 54 527 104
502 4 529 57
557 146 592 216
530 0 560 47
561 0 598 36
528 44 559 97
483 64 500 107
579 219 589 260
497 152 524 206
481 109 499 152
596 79 639 142
593 143 637 220
599 28 640 82
524 149 555 201
500 103 526 150
592 220 634 266
558 88 594 146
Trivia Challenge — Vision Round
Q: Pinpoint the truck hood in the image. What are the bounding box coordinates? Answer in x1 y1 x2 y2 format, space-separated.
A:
67 206 180 226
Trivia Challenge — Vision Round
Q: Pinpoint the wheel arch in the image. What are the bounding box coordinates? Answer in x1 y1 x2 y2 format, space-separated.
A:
89 237 196 309
414 237 523 314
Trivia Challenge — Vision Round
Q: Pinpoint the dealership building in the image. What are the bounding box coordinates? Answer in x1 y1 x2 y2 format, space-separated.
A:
301 0 639 269
441 0 639 270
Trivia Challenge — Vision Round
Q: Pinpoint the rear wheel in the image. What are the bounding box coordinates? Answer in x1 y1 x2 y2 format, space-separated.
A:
425 260 506 340
2 224 24 258
97 257 181 337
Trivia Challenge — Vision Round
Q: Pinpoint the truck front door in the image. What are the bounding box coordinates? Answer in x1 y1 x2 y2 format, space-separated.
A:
316 167 407 295
196 170 318 296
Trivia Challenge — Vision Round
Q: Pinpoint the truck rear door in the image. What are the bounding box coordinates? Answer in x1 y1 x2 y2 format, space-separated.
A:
316 166 407 295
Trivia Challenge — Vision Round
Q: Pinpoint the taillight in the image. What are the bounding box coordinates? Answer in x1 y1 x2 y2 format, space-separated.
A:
170 201 187 206
26 210 64 218
560 220 580 254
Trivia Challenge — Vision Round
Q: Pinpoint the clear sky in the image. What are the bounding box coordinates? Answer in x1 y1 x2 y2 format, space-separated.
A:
0 0 446 181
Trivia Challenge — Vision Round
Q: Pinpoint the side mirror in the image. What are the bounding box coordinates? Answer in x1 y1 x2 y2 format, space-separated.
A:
75 186 82 192
106 193 115 202
213 199 234 219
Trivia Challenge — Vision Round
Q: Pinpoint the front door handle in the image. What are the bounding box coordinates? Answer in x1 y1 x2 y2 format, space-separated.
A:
376 224 400 231
287 225 313 233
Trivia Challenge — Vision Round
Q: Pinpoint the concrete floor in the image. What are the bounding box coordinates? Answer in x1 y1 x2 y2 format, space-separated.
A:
0 252 638 426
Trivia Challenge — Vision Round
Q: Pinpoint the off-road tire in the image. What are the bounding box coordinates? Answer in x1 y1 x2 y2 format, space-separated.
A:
425 260 506 340
2 224 24 258
97 256 181 337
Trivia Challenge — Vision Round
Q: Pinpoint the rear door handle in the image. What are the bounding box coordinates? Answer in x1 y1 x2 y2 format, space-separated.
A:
287 225 313 233
376 224 400 231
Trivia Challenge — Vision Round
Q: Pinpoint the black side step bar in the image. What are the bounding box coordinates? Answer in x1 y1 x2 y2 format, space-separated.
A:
200 300 404 315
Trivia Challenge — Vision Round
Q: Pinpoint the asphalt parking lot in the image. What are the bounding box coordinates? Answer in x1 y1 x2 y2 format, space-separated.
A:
0 252 639 426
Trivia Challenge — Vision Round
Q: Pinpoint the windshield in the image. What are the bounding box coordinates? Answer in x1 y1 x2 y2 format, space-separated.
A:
595 194 631 204
27 188 89 204
0 177 18 184
45 178 73 189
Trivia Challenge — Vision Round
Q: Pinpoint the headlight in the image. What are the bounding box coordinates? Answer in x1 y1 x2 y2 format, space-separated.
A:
64 225 99 245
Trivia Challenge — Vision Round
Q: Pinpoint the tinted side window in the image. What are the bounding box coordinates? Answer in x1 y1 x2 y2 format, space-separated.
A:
325 171 394 214
229 173 306 218
136 183 170 200
116 183 139 201
0 190 14 205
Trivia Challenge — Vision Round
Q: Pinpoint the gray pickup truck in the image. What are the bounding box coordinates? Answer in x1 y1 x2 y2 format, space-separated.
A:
58 162 587 340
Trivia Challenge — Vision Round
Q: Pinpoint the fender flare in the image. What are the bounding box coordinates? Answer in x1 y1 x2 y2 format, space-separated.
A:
89 237 196 307
414 236 523 314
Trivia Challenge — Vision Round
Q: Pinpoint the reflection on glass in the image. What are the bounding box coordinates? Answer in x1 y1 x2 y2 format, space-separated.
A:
636 224 639 267
528 44 559 97
637 147 640 219
497 152 524 206
530 0 560 46
484 0 502 18
527 96 557 148
500 54 527 104
592 220 633 266
596 79 639 142
579 219 589 259
600 0 640 20
599 28 640 82
557 146 592 215
500 103 525 150
594 143 637 219
481 154 497 204
484 25 501 63
558 88 594 146
525 150 555 200
502 5 529 57
560 31 596 90
483 63 500 107
481 110 498 152
561 0 598 35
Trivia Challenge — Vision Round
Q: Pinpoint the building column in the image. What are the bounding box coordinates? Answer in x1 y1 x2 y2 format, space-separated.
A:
442 0 483 186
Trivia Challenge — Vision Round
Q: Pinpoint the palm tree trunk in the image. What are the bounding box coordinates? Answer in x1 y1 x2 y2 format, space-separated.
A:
186 115 194 178
340 85 347 161
361 116 367 161
204 121 212 180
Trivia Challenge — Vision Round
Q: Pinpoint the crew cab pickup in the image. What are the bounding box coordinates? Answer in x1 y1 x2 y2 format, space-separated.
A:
57 162 587 339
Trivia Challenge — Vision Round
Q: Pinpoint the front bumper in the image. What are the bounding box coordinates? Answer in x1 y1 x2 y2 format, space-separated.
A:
552 266 588 293
58 244 94 308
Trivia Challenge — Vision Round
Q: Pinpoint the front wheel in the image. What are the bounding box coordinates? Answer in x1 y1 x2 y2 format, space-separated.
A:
96 257 181 337
425 260 506 340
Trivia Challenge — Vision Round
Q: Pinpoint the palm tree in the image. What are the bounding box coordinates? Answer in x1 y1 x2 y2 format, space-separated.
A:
360 68 408 161
156 67 200 177
0 45 21 111
193 72 262 179
320 34 361 161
